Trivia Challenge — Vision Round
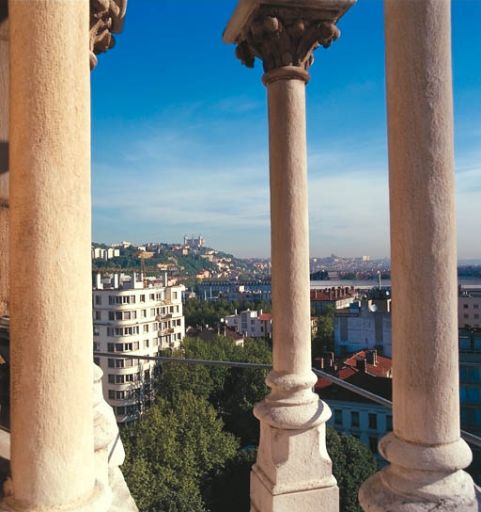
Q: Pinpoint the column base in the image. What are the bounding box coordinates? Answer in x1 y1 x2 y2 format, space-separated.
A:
359 433 480 511
359 466 480 512
0 479 112 512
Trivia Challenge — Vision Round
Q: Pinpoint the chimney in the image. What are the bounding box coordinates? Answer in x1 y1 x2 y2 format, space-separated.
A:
113 273 119 289
164 271 168 287
95 273 103 290
366 350 378 366
322 352 334 370
356 358 368 373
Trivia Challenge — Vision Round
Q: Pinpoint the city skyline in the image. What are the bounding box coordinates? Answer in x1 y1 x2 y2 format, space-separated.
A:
91 0 481 258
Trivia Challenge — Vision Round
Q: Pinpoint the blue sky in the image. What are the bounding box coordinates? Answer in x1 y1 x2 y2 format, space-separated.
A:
91 0 481 259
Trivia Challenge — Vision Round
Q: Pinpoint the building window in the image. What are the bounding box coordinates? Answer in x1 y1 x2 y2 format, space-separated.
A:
368 413 377 430
93 327 100 336
108 374 115 384
351 411 360 428
93 342 99 351
116 406 125 416
386 415 393 431
474 304 479 309
95 311 101 320
334 410 343 426
107 343 114 352
369 436 378 454
93 357 100 365
143 324 150 333
140 294 146 303
95 295 102 305
464 304 469 309
464 314 469 319
108 390 115 399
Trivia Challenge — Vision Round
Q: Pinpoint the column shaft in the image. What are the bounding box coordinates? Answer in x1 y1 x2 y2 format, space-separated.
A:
387 0 458 445
268 77 311 378
250 68 337 512
359 1 478 509
8 0 97 508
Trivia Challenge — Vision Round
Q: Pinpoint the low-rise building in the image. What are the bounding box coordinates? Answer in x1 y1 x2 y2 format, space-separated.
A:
310 286 356 314
459 287 481 329
334 289 392 357
93 272 185 423
315 350 393 462
91 246 120 260
224 309 272 338
459 328 481 481
197 280 272 302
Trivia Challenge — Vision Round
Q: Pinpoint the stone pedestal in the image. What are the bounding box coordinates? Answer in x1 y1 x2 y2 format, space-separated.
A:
251 422 338 512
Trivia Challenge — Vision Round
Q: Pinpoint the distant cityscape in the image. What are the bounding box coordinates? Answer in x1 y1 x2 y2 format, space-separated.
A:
89 235 481 483
92 236 481 284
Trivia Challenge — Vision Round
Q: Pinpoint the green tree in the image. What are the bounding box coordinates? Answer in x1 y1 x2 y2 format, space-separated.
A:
157 336 271 444
207 429 376 512
207 448 257 512
121 392 238 512
327 428 377 512
312 305 335 357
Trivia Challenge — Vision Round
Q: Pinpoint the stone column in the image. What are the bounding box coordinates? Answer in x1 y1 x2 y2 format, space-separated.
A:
0 1 8 317
359 1 479 510
224 2 354 511
4 1 108 510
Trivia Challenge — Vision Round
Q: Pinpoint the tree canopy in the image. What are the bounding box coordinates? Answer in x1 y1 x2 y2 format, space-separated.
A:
122 335 377 511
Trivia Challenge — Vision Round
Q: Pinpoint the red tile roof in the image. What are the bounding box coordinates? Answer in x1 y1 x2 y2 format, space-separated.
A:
258 313 273 321
344 350 392 378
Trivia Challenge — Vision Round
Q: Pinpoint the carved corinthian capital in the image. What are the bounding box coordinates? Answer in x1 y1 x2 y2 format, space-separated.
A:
90 0 127 70
236 9 339 73
224 0 354 77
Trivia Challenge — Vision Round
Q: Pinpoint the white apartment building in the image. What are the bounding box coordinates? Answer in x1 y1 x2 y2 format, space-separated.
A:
334 298 392 357
459 287 481 329
224 309 272 338
91 246 120 260
93 272 185 423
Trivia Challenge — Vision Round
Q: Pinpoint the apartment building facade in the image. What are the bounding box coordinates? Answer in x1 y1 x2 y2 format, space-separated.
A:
224 309 272 338
334 294 392 357
93 273 185 423
459 287 481 329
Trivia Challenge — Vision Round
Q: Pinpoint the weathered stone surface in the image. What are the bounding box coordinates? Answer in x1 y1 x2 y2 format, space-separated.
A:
359 0 480 509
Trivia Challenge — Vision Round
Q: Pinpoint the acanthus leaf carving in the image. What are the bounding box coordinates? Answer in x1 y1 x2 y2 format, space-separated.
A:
235 8 340 73
89 0 127 70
